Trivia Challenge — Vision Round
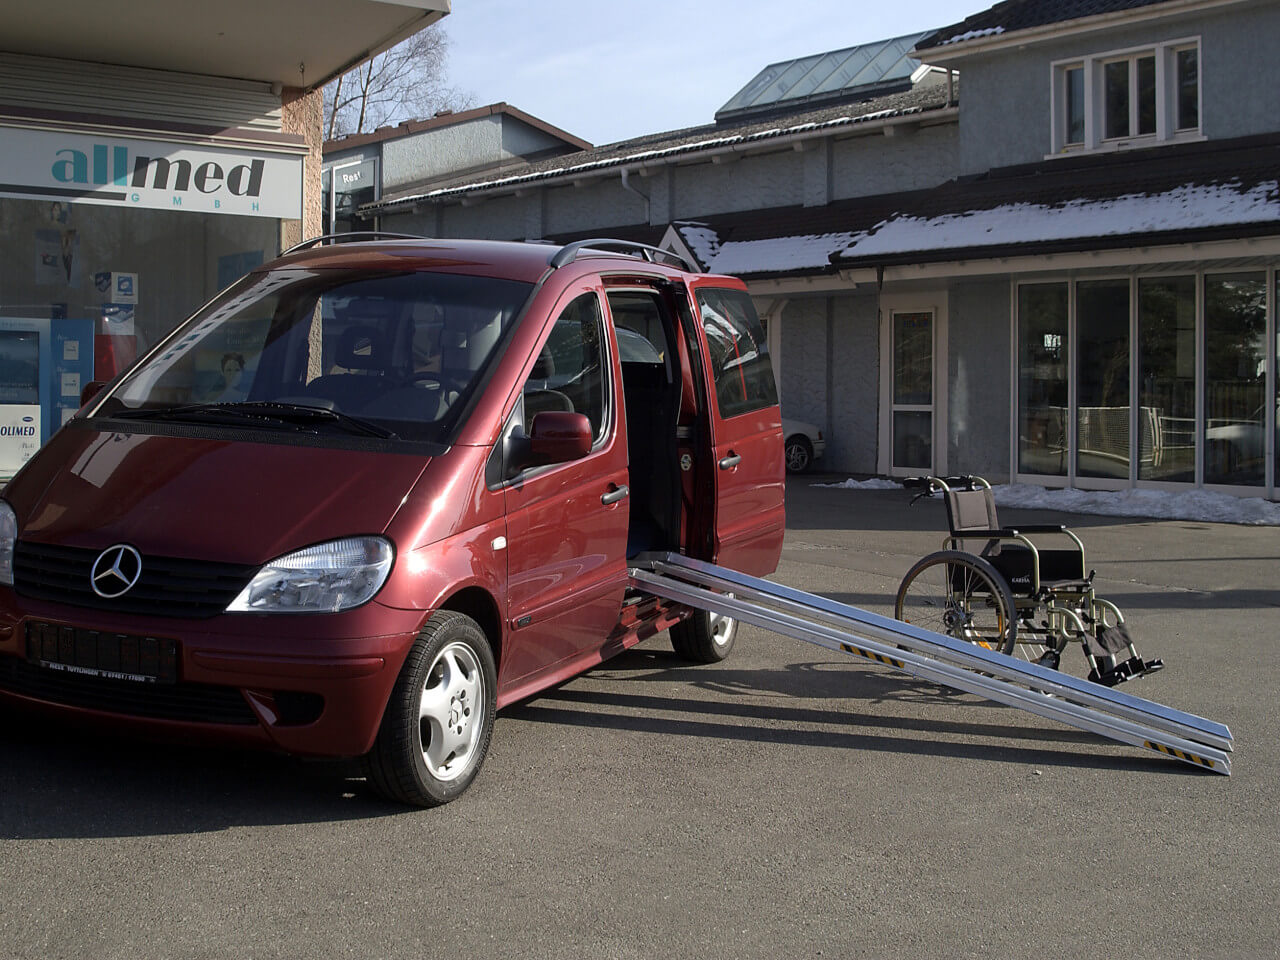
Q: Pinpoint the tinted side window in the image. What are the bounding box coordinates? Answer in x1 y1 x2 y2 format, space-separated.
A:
696 287 778 418
523 293 608 441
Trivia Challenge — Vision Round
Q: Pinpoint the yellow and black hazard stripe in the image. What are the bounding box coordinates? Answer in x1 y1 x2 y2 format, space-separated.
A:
840 642 905 669
1144 740 1216 769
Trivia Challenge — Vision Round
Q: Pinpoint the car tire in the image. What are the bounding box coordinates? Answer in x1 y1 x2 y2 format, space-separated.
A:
365 610 497 807
785 436 814 474
670 604 737 663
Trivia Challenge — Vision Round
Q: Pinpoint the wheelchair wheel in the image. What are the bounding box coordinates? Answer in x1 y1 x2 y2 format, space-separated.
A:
895 550 1016 653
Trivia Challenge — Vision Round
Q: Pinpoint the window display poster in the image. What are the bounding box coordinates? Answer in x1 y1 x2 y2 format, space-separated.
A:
0 329 42 475
52 317 95 426
0 405 40 475
34 229 81 288
94 272 139 306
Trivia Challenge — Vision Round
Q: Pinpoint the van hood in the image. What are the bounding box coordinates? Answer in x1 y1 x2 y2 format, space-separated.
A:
8 427 429 564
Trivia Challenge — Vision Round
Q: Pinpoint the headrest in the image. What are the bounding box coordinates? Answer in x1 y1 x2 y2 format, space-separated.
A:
336 326 384 371
530 346 555 379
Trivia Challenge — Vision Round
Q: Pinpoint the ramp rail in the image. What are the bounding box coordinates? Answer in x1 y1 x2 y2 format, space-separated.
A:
628 552 1233 775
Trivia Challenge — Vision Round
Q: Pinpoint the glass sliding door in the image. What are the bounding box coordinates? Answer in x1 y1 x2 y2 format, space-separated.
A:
1017 283 1069 476
1076 280 1131 479
891 311 933 471
1204 273 1266 485
1138 277 1196 481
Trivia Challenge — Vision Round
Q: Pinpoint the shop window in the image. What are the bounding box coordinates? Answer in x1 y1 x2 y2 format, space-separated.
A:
1075 280 1131 479
1138 277 1197 481
1052 40 1200 154
1018 271 1276 491
1204 273 1266 485
1017 283 1069 476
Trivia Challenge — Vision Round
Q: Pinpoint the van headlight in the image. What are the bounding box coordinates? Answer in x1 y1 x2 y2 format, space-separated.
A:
0 500 16 587
227 537 394 614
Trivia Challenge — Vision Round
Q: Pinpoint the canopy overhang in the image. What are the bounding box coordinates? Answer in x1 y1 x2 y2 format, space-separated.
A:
4 0 450 90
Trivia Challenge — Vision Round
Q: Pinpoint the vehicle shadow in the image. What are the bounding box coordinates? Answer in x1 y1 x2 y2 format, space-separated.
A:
511 647 1194 777
0 708 404 840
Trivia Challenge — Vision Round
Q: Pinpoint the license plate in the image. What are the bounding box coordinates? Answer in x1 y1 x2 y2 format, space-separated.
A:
24 621 178 684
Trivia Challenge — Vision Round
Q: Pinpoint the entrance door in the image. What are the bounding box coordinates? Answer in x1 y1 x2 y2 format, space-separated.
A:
880 299 946 477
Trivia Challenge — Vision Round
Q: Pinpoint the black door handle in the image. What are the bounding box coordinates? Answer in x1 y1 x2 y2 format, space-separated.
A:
718 453 741 470
601 484 630 505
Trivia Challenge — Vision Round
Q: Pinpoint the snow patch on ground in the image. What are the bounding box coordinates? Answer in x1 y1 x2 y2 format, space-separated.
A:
992 484 1280 526
816 478 1280 525
815 477 902 490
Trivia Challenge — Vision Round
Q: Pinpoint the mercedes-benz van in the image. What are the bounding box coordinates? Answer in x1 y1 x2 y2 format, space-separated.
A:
0 237 785 805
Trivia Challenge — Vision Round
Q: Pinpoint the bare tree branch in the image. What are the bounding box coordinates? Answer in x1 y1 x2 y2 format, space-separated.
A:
323 24 474 139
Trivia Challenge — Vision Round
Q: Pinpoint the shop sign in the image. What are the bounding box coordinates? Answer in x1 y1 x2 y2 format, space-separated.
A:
0 127 303 219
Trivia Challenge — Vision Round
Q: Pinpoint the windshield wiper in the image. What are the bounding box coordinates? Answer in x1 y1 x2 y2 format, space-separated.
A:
111 401 399 439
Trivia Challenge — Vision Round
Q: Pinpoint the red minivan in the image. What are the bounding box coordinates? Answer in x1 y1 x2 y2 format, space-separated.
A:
0 237 785 805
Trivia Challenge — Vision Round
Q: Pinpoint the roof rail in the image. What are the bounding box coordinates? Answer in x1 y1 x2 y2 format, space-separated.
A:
281 232 427 256
550 238 696 273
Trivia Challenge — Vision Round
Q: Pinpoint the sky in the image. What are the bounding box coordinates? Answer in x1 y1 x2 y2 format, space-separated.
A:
443 1 979 147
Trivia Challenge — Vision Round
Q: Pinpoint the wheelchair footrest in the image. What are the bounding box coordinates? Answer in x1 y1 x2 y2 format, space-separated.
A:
1089 656 1165 687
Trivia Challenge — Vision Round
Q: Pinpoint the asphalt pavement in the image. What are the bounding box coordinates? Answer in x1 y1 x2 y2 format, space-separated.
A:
2 476 1277 959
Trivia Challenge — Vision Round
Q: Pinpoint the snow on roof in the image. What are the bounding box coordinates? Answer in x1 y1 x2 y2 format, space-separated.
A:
674 222 721 268
941 26 1005 45
818 479 1280 525
707 232 863 276
839 179 1280 261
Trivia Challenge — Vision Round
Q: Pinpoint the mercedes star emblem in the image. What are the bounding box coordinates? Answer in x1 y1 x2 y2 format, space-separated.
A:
90 544 143 599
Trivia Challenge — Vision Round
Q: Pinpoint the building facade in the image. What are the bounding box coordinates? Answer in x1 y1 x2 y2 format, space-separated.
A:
355 0 1279 499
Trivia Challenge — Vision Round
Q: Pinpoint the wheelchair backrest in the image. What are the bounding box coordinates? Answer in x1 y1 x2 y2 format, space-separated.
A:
944 486 999 537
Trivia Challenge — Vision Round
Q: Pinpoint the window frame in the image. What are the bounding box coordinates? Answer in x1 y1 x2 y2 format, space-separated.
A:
517 289 611 448
1011 267 1276 494
1049 37 1202 157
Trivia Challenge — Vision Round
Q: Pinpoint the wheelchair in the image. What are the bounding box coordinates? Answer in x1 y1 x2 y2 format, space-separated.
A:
894 476 1164 687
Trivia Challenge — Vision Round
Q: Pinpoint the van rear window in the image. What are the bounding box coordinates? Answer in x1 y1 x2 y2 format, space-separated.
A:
696 288 778 418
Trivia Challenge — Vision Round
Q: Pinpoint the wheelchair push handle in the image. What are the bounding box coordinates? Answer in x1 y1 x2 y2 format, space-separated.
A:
901 475 989 504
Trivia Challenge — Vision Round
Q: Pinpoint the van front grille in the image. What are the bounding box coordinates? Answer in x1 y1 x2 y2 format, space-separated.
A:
13 541 257 619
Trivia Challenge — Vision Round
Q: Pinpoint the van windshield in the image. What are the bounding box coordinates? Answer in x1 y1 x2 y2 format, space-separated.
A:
92 268 533 445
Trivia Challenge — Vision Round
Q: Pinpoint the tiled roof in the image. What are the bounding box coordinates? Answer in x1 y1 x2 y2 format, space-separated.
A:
361 82 956 214
918 0 1174 51
666 135 1280 278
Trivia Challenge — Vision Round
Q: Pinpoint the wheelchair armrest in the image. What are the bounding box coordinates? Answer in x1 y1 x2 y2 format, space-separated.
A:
953 528 1023 539
1009 524 1068 534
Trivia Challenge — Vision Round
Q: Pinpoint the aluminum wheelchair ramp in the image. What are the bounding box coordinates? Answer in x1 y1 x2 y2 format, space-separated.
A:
629 552 1233 775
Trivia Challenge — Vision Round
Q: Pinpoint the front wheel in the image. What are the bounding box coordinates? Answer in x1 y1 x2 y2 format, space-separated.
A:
365 611 497 807
671 602 737 663
895 550 1016 653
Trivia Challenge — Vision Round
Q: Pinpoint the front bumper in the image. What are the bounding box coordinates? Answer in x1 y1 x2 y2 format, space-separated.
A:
0 594 426 758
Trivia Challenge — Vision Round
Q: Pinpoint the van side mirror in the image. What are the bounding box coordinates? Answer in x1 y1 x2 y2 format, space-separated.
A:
80 381 107 407
528 411 592 465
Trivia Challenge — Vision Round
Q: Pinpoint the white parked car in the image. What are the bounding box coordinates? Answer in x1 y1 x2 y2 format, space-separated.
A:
782 418 825 473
